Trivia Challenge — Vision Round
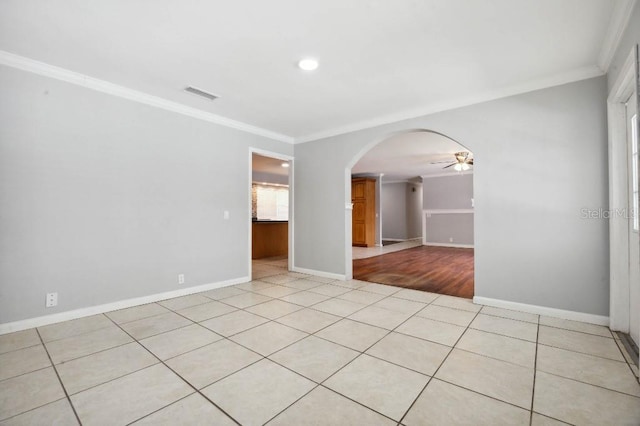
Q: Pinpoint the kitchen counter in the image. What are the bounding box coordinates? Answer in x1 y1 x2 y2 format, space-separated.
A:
252 221 288 259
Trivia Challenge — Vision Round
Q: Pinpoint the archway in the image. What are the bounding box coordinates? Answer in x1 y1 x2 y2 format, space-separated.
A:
344 129 476 298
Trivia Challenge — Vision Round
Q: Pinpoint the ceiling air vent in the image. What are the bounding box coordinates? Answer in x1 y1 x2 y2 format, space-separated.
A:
184 86 219 101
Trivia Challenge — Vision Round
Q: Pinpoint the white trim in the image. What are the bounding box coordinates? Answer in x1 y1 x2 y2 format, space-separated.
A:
607 46 638 333
424 242 474 249
421 171 473 179
424 209 474 215
381 238 408 242
0 276 249 335
290 266 346 281
597 0 637 72
295 65 603 143
249 148 295 277
344 168 354 280
474 297 610 326
376 174 383 247
0 50 293 144
381 180 411 185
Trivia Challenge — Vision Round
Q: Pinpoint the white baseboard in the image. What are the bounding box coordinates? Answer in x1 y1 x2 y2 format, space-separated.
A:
473 296 610 326
381 238 407 242
424 242 474 249
0 276 250 335
291 266 346 281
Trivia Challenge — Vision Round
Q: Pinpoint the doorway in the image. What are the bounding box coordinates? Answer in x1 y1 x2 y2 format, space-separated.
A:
346 130 475 298
249 149 294 280
608 45 640 358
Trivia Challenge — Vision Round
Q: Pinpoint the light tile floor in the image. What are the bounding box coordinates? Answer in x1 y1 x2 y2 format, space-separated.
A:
1 258 639 425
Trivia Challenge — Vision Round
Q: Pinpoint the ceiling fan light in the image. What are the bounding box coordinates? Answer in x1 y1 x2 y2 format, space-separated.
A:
454 163 463 172
461 163 470 171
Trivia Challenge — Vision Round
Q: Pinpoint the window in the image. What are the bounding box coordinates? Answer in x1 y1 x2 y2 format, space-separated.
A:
256 185 289 220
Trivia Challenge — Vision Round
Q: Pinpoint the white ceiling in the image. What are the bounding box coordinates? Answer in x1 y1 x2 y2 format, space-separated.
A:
0 0 622 143
352 131 470 181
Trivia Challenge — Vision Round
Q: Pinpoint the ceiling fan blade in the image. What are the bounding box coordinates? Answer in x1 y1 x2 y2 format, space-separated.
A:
443 163 456 169
467 159 474 165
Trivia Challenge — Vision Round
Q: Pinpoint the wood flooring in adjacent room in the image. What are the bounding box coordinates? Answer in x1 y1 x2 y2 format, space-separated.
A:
353 245 474 298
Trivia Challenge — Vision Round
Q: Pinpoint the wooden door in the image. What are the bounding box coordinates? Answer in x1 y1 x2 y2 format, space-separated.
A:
352 199 366 245
351 178 375 247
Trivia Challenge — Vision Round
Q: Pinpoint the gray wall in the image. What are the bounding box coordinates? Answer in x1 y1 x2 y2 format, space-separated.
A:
0 65 292 324
381 182 422 240
423 174 474 245
423 174 474 209
294 76 609 316
406 182 422 239
607 1 640 93
381 183 408 240
425 214 474 245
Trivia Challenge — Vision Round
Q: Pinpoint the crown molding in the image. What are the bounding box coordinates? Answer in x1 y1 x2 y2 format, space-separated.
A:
381 180 410 184
294 65 604 144
0 50 294 144
421 171 473 179
597 0 637 72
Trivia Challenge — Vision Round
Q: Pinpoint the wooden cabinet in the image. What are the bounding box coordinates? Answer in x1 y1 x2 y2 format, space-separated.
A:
351 178 376 247
252 221 288 259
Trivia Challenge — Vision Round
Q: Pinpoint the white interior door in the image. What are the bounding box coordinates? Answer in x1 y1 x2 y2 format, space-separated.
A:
626 94 639 347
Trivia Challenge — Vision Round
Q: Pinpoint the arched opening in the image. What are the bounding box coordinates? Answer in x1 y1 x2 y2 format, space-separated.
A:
345 129 475 298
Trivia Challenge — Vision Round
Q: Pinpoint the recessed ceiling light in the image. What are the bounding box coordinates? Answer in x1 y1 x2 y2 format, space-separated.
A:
281 162 290 168
298 58 319 71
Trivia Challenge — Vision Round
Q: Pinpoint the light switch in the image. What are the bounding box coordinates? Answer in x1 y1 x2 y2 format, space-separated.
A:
223 210 229 220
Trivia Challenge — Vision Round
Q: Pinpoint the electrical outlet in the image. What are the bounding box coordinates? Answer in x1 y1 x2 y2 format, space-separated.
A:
223 210 229 220
449 237 454 243
178 274 185 284
46 292 58 308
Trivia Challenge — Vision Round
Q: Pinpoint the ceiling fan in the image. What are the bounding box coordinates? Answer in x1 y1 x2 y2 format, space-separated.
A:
443 151 473 171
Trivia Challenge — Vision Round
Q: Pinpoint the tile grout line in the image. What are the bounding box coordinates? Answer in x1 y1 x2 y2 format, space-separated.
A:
397 307 483 424
34 328 84 426
123 393 197 426
102 314 243 426
232 277 430 424
261 289 429 424
535 341 629 364
306 291 450 423
612 331 640 384
0 269 406 424
8 266 635 424
529 315 541 426
263 265 640 420
37 320 115 345
195 293 634 414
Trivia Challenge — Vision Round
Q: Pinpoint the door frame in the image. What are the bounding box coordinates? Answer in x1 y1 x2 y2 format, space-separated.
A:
608 45 639 334
248 148 295 277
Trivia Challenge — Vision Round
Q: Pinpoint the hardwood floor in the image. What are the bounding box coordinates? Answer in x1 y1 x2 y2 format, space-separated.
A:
353 245 474 298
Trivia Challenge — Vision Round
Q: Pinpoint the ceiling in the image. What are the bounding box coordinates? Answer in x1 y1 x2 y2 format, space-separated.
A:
252 153 289 177
0 0 622 143
352 131 470 181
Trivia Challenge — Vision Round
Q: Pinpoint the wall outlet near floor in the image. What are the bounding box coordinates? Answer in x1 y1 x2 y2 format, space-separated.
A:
449 237 454 242
178 274 185 284
45 292 58 308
